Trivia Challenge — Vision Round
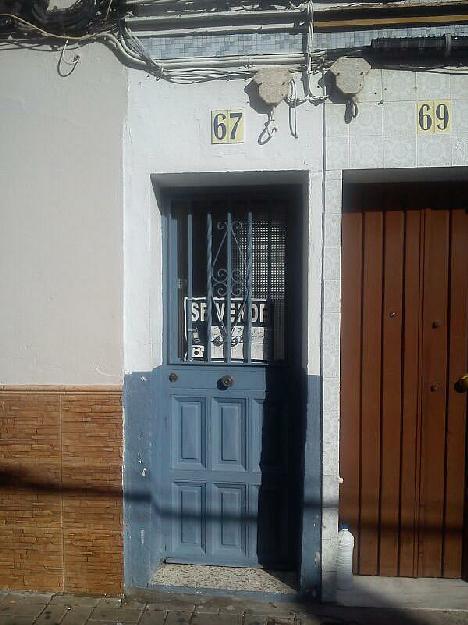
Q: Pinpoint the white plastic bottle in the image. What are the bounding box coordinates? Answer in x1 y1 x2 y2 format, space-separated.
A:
336 525 355 590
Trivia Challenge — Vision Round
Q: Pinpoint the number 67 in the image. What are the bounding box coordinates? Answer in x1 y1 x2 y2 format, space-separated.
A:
212 110 244 143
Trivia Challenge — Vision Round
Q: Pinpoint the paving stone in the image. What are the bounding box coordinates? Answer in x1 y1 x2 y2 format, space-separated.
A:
120 600 146 610
193 604 220 615
88 607 143 623
192 613 242 625
244 605 296 618
34 603 70 625
147 603 195 613
0 601 46 617
94 598 124 610
295 616 323 625
49 595 100 608
60 606 96 625
4 592 53 604
139 610 167 625
0 617 37 625
245 615 269 625
165 610 193 625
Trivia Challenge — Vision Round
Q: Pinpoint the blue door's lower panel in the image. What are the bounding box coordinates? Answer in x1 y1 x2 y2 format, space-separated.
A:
162 368 297 568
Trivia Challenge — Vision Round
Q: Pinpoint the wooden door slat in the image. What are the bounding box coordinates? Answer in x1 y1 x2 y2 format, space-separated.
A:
399 209 423 578
340 206 363 573
379 205 405 576
419 208 450 577
359 207 383 576
443 206 468 578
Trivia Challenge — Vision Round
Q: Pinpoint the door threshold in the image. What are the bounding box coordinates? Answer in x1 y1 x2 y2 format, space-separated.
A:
336 576 468 610
153 563 298 595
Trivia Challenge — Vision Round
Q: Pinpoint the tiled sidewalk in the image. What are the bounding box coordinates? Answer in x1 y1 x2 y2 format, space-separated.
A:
1 589 468 625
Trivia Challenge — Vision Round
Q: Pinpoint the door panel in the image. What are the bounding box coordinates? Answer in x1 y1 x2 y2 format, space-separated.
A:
419 207 450 577
359 208 383 575
211 399 247 472
171 482 206 558
172 398 206 471
162 189 301 568
444 206 468 577
340 206 363 573
399 208 423 578
340 183 468 579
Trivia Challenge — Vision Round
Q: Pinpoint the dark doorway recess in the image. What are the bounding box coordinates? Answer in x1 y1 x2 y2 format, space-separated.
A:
340 182 468 579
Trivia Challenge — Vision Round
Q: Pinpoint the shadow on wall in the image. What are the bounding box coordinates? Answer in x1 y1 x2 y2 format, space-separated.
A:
1 466 466 624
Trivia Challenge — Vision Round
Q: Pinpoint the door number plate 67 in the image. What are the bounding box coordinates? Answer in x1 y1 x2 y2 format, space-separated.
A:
211 110 244 144
417 100 451 133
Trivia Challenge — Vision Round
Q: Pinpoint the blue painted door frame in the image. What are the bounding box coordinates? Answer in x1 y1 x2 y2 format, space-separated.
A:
123 183 321 596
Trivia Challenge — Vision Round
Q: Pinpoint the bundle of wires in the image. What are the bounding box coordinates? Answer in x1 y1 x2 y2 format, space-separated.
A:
0 0 115 36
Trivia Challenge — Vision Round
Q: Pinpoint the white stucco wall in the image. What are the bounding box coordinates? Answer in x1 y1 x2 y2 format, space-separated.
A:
0 42 126 385
124 71 325 376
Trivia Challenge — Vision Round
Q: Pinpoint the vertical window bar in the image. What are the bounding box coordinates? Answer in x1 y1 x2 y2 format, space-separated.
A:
206 211 213 363
246 209 253 363
187 207 193 362
226 209 232 364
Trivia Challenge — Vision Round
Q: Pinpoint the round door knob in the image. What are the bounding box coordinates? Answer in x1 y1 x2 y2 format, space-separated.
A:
169 372 178 383
454 374 468 393
430 384 439 392
221 375 234 388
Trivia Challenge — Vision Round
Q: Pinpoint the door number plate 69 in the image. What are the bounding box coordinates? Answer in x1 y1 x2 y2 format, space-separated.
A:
211 110 244 144
417 100 451 133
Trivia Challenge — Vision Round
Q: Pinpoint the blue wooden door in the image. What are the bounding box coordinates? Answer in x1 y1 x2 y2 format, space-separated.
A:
162 191 300 567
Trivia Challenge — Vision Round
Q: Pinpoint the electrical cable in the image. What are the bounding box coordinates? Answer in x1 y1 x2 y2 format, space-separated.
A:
58 39 81 76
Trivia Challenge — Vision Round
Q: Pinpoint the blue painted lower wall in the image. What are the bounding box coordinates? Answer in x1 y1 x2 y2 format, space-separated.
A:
123 367 322 595
299 374 322 598
123 368 161 589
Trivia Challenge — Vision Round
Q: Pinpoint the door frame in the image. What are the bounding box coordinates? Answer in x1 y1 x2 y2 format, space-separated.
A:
155 178 322 594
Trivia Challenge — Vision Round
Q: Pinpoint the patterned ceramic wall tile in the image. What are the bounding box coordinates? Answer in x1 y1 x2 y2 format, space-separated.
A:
324 213 341 248
350 135 384 169
323 279 341 313
383 135 417 168
452 99 468 134
325 176 342 213
349 103 383 137
323 378 340 415
326 136 349 170
382 70 417 102
323 246 341 281
417 134 452 167
142 32 303 59
383 101 417 136
323 346 340 379
325 103 350 139
416 71 451 100
452 134 468 166
450 73 468 100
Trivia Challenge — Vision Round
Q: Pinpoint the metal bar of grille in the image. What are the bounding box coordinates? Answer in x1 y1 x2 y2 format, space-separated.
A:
206 211 213 363
226 209 232 364
246 209 253 363
187 208 193 362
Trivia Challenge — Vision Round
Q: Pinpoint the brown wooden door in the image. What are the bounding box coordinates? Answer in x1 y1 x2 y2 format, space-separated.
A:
340 182 468 578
